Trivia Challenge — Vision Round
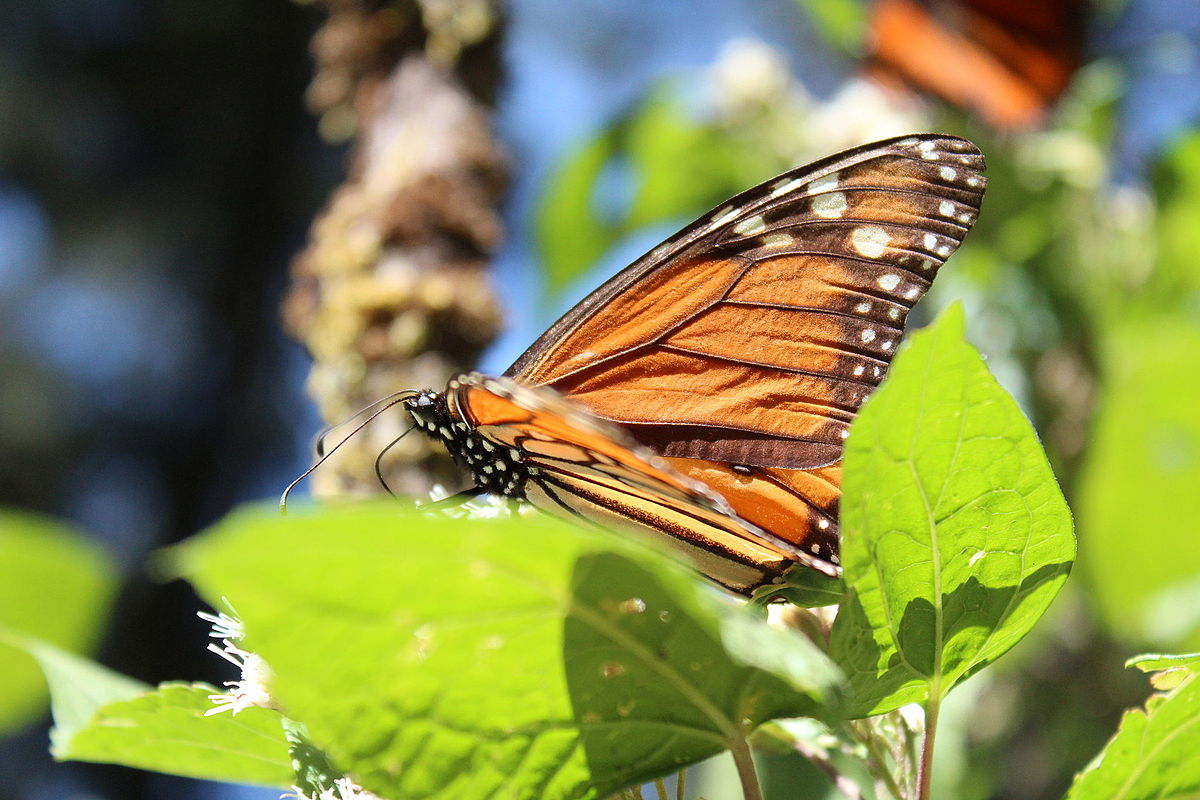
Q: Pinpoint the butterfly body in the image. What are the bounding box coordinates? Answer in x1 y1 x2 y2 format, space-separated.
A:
406 387 532 498
406 134 987 595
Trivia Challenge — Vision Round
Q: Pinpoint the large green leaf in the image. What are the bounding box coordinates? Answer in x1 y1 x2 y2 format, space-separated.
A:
830 305 1075 717
170 503 843 800
0 510 118 733
1065 669 1200 800
18 637 293 786
1078 319 1200 647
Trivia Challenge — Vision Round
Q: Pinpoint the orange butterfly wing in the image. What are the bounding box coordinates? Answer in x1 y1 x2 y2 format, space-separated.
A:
506 135 986 571
447 374 818 594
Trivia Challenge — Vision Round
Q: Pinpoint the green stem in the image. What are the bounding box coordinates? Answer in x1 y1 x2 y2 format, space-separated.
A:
917 696 942 800
849 719 905 800
676 767 687 800
729 737 764 800
654 778 669 800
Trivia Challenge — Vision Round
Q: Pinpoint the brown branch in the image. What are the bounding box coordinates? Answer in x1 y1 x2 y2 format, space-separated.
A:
285 0 507 497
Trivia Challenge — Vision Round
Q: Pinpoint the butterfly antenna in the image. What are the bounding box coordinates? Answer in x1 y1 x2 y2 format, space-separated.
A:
373 425 417 498
311 390 418 459
280 391 418 513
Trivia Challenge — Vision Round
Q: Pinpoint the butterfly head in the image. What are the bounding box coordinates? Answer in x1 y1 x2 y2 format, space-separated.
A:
403 390 448 435
405 381 531 498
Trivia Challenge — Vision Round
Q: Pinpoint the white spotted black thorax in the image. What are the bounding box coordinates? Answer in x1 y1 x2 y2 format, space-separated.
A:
404 388 529 498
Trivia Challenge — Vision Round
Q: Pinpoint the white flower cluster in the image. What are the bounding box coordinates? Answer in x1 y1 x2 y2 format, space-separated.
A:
284 777 383 800
705 38 929 164
198 606 274 717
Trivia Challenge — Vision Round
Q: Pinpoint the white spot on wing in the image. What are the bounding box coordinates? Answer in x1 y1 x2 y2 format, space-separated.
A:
878 273 901 291
855 301 872 314
860 328 877 343
853 365 864 376
809 171 840 193
770 176 805 197
709 205 739 229
734 215 766 236
851 226 890 258
761 232 792 248
811 191 848 218
939 166 957 181
923 233 937 250
938 200 955 217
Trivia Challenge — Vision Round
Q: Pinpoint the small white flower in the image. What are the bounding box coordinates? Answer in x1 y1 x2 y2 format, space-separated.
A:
197 604 244 642
463 494 510 519
282 778 383 800
708 38 795 114
204 639 274 716
330 778 383 800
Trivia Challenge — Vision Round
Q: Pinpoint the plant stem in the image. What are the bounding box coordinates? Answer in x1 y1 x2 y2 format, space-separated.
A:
729 738 764 800
916 697 942 800
654 778 669 799
676 767 687 800
848 719 905 800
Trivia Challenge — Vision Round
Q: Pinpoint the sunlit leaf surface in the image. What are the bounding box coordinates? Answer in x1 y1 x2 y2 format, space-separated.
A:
831 306 1075 717
173 503 842 800
0 511 118 734
1066 671 1200 800
20 638 293 786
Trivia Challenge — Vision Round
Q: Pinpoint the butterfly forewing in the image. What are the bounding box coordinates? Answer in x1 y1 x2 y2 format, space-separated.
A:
500 134 986 576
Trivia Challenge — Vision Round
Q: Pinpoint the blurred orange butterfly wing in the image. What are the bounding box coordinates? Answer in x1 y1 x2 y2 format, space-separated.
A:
866 0 1086 129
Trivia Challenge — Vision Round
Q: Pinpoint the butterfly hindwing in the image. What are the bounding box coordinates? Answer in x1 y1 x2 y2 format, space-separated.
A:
447 373 838 593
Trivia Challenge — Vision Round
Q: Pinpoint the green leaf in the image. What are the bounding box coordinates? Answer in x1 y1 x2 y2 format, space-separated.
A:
1078 319 1200 647
535 128 621 291
622 92 775 230
15 635 149 747
534 87 777 293
171 503 843 800
1128 653 1200 692
792 0 868 55
61 682 293 787
1065 672 1200 800
17 637 293 787
830 305 1075 717
0 510 118 734
1128 653 1200 675
755 565 843 608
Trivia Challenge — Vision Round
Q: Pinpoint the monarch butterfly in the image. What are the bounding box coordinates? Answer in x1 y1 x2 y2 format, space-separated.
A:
395 135 985 595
